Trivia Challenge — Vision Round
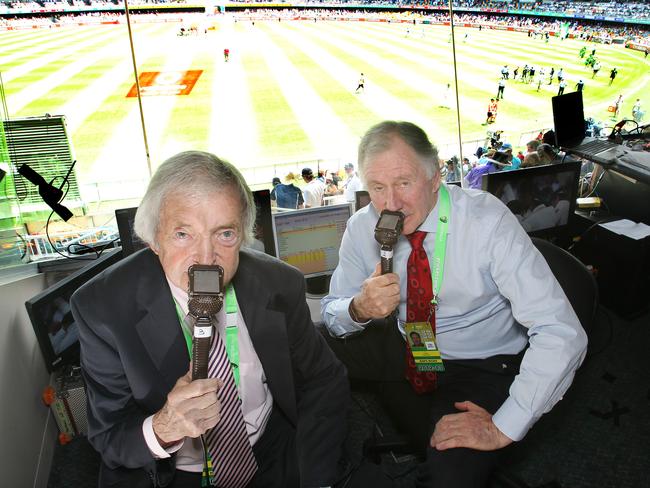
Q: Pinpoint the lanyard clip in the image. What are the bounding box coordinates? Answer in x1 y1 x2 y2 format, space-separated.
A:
430 295 439 313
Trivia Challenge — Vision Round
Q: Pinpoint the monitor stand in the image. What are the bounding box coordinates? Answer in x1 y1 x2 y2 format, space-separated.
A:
305 275 331 297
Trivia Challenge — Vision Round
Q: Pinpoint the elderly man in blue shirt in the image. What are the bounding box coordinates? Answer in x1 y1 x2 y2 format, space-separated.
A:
321 121 587 488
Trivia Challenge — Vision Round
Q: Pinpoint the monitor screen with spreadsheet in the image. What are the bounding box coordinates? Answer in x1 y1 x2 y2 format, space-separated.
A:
272 204 352 278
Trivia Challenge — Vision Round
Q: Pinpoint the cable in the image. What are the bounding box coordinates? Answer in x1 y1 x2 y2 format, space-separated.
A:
40 171 116 261
567 215 616 253
44 209 98 262
582 167 606 198
15 230 27 260
585 307 614 360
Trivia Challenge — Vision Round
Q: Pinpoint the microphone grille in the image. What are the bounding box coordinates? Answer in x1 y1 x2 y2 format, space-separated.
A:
188 295 223 318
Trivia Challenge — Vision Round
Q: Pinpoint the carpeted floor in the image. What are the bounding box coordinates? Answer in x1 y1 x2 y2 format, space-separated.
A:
48 305 650 488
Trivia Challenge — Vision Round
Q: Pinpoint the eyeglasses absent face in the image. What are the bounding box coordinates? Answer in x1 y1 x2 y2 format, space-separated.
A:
365 137 440 235
153 189 243 291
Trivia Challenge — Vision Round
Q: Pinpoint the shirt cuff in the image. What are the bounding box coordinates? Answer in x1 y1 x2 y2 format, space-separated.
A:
491 396 538 442
142 415 184 458
330 297 371 336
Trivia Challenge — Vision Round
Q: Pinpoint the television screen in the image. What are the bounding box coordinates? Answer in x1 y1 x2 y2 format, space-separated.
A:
355 190 371 212
252 189 276 256
115 207 146 257
482 162 582 236
272 204 352 278
25 249 123 372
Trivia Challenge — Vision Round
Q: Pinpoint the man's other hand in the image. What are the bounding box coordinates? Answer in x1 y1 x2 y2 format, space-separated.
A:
430 401 513 451
152 367 223 446
350 263 400 322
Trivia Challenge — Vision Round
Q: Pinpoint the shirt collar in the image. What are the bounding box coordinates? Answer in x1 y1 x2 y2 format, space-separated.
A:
167 278 189 316
414 186 451 235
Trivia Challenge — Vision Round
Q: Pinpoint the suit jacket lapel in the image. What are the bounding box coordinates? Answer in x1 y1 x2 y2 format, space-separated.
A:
233 252 298 424
134 250 188 392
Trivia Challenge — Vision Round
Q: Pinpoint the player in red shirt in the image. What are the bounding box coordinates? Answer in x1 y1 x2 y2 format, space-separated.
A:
486 98 498 124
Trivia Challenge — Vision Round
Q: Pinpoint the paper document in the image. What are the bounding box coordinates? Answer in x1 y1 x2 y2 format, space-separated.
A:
599 219 650 240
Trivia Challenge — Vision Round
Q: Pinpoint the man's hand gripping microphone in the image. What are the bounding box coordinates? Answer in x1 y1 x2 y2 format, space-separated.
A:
187 264 224 380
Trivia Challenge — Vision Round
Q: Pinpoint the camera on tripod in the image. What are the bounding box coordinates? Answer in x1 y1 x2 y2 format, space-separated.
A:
486 130 504 150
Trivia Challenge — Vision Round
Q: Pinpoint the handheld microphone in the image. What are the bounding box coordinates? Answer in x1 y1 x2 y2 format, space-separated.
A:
374 210 405 275
187 264 224 380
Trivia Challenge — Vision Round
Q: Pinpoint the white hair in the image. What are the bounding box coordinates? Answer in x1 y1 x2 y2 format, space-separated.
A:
134 151 255 248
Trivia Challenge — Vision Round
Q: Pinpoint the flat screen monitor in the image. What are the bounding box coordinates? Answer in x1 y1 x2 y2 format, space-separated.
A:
252 189 276 256
481 161 582 237
355 190 371 212
115 207 146 257
272 204 352 278
593 169 650 225
552 91 586 147
25 249 123 373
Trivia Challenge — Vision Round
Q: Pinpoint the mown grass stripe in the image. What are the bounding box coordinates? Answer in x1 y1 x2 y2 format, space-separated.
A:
258 23 358 159
240 27 312 163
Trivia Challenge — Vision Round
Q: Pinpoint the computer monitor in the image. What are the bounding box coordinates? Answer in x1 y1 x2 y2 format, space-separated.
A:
252 189 276 256
25 249 123 373
552 91 587 147
481 161 582 237
594 169 650 225
355 190 371 212
115 207 146 257
272 204 352 278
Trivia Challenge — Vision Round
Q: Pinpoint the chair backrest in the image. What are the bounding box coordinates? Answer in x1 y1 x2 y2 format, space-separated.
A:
530 237 598 335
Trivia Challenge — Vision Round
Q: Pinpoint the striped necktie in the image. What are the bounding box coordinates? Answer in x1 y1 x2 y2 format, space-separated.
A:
203 325 257 487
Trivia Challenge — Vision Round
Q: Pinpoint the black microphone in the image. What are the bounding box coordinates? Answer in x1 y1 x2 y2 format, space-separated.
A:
374 210 405 275
187 265 224 380
18 163 73 221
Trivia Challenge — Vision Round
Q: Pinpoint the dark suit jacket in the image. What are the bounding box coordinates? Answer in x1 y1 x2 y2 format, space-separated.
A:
71 248 349 487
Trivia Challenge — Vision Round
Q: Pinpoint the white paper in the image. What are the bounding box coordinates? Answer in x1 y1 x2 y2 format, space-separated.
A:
599 219 650 240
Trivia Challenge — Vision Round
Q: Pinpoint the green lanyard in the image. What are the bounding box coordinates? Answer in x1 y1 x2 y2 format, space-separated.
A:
430 184 451 306
173 285 241 387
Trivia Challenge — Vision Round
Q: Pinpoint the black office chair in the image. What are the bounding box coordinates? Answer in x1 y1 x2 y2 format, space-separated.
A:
528 237 598 335
361 237 599 488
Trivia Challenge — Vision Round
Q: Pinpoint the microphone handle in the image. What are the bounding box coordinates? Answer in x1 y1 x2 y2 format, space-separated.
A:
380 245 398 320
380 245 393 275
191 317 213 380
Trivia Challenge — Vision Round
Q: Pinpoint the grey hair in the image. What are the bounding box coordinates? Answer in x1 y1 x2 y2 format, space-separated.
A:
134 151 255 248
357 121 439 182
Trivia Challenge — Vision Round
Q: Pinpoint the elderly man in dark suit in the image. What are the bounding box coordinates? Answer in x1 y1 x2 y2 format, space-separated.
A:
71 151 349 488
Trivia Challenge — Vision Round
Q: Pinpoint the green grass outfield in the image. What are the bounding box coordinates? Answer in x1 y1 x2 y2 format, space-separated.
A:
1 18 648 197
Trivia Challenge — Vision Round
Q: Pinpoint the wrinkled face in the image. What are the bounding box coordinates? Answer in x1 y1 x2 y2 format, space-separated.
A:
152 189 243 291
364 137 441 236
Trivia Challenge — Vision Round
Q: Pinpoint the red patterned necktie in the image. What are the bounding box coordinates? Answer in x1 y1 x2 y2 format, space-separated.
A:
405 231 437 394
204 327 257 487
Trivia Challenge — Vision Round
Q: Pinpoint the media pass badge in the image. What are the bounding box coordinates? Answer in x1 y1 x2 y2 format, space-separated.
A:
405 322 445 372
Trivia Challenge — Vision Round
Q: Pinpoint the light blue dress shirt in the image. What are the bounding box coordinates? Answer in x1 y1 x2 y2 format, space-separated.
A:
321 184 587 442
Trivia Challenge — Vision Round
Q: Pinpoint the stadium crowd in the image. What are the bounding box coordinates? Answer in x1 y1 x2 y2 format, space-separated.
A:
2 5 649 43
4 0 650 20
